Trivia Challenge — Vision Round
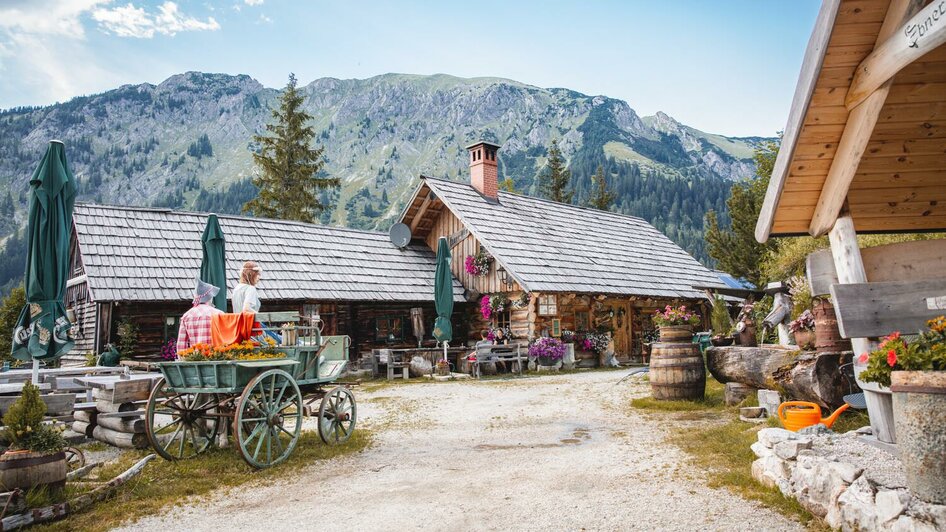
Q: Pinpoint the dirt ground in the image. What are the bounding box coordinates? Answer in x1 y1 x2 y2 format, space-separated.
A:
121 371 801 531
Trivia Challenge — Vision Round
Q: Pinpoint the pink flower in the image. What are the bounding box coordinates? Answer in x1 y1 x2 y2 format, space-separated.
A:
857 353 868 364
887 349 898 367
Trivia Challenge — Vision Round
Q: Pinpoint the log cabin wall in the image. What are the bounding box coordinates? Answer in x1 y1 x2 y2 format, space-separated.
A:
349 301 470 357
424 208 521 295
64 280 96 356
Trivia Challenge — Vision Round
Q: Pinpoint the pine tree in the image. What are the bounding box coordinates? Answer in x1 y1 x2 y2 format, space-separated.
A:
587 165 615 210
243 73 339 223
704 139 779 286
539 140 573 203
499 177 519 194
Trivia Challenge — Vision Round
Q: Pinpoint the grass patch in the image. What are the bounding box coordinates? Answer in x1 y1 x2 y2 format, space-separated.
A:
629 378 727 412
34 430 371 532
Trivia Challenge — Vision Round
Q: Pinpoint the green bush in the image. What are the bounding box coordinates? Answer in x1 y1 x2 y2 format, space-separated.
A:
710 295 732 335
116 319 139 358
2 382 66 454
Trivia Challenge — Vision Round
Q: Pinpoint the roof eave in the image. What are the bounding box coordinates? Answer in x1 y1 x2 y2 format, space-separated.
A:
755 0 842 243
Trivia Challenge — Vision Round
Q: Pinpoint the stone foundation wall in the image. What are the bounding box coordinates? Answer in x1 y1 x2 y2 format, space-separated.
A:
751 427 946 530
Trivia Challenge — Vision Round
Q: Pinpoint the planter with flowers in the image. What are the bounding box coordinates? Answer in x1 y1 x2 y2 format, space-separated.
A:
479 294 509 321
653 305 700 342
465 250 491 277
789 309 816 350
859 317 946 504
0 382 68 492
529 337 566 369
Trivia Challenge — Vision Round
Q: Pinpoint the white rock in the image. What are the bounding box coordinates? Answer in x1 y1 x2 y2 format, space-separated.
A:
758 427 796 448
774 439 812 460
875 488 910 524
751 441 774 458
757 389 782 416
791 454 861 519
854 425 873 435
837 475 878 531
890 514 940 532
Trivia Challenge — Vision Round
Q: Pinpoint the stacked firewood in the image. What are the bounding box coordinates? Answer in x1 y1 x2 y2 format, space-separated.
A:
71 374 160 449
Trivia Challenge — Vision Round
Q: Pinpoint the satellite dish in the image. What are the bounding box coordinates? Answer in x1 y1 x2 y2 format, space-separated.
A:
389 223 412 249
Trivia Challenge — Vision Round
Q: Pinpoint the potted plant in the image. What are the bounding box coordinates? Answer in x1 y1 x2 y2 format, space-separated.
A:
435 359 450 376
709 295 734 347
0 382 68 492
528 337 565 368
464 249 491 277
858 317 946 504
789 309 816 350
653 305 700 342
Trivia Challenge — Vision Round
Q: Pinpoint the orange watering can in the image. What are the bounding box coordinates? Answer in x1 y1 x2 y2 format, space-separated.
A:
777 401 850 432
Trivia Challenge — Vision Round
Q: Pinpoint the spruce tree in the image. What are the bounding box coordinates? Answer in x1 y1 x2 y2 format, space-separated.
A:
499 177 519 194
587 165 615 210
704 139 779 286
539 140 573 203
244 73 339 223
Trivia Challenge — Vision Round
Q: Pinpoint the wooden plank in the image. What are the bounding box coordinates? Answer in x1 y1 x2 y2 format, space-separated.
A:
111 378 154 403
830 278 946 338
409 194 433 232
847 0 946 108
755 0 842 242
0 393 75 416
807 239 946 295
0 382 50 394
809 0 922 237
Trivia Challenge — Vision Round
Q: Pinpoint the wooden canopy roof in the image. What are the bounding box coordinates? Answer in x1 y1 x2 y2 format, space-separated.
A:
756 0 946 242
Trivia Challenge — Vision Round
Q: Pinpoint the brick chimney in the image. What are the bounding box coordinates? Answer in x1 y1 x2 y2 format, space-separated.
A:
466 141 500 199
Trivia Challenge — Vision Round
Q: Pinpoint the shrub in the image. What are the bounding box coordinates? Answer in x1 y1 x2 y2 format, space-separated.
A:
115 318 139 358
2 382 66 454
710 295 732 335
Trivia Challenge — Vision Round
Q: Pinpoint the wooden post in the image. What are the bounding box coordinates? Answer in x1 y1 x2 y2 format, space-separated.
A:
827 206 896 443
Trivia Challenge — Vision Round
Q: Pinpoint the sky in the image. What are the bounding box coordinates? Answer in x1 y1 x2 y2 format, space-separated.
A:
0 0 821 137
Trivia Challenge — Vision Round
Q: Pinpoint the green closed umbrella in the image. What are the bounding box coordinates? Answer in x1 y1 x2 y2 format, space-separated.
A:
432 237 453 360
200 214 228 312
12 140 77 366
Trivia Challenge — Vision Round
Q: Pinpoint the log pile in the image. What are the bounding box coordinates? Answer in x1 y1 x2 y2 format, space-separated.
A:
705 346 857 409
71 374 161 450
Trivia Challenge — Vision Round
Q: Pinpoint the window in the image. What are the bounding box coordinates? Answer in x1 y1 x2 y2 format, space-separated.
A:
538 294 557 316
495 310 511 331
375 317 404 342
574 311 590 331
163 315 180 343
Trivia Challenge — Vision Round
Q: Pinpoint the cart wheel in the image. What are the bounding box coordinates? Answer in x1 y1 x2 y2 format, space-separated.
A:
64 447 85 471
318 386 357 445
145 377 221 461
235 369 302 469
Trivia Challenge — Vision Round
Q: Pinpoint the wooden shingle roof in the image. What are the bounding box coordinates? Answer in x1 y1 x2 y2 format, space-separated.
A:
411 177 724 299
73 204 466 303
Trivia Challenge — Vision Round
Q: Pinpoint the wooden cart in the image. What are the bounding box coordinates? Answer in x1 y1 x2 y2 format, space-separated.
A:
144 328 356 469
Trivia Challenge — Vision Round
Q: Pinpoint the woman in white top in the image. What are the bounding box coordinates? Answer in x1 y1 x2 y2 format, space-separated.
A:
232 261 262 313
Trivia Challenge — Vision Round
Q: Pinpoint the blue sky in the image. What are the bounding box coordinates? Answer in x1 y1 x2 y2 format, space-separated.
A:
0 0 820 137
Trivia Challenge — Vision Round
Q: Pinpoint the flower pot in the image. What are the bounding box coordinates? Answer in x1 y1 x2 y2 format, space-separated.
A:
658 325 692 343
435 362 450 377
890 371 946 504
537 356 561 367
710 336 733 347
0 450 67 492
793 329 815 350
812 299 851 353
562 344 576 370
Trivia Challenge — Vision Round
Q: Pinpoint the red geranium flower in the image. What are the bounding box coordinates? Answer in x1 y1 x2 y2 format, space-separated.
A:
857 353 868 364
887 349 898 367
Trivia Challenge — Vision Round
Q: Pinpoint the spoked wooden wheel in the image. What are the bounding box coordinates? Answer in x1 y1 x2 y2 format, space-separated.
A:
64 447 85 471
318 386 356 445
145 377 221 461
235 369 302 469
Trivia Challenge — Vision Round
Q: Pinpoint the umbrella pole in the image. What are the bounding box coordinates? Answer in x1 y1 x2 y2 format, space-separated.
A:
32 359 40 385
443 341 448 363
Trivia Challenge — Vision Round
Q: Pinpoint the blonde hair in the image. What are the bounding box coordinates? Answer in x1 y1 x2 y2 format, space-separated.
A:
240 261 262 286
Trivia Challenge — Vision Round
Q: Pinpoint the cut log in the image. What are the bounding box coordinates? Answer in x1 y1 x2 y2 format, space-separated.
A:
73 409 96 424
94 400 137 414
1 454 154 530
705 346 856 409
92 426 148 449
72 421 95 438
96 415 144 434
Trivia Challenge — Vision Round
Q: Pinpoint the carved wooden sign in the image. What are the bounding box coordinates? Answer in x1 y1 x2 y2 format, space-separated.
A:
447 228 469 249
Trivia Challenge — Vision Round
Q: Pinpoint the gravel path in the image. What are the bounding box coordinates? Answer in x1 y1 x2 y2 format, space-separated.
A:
121 371 801 531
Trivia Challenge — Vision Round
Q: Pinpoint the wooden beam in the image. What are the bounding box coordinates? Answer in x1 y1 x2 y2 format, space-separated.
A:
828 210 872 354
409 194 433 233
809 0 923 237
755 0 842 243
847 0 946 109
830 278 946 338
807 238 946 295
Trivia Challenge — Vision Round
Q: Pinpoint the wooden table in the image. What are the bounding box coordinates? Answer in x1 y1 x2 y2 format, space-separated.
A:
371 347 471 379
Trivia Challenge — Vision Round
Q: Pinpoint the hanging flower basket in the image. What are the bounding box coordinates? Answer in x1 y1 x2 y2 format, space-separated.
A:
465 250 491 277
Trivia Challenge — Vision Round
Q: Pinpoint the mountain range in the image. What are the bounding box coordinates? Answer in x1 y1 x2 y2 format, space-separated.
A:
0 72 770 289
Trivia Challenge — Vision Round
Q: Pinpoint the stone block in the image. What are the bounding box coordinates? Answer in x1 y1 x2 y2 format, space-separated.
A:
837 475 878 530
751 441 773 458
792 454 861 518
875 488 910 525
774 438 813 460
758 427 796 448
757 389 781 416
724 382 755 406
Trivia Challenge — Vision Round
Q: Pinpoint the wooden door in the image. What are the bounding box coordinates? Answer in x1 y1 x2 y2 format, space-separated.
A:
611 301 631 358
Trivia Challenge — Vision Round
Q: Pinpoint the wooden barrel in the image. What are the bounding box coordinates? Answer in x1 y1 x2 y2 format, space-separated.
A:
812 299 851 353
0 450 67 491
649 342 706 401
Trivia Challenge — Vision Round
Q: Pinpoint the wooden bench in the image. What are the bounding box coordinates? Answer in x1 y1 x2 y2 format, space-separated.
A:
472 343 524 379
